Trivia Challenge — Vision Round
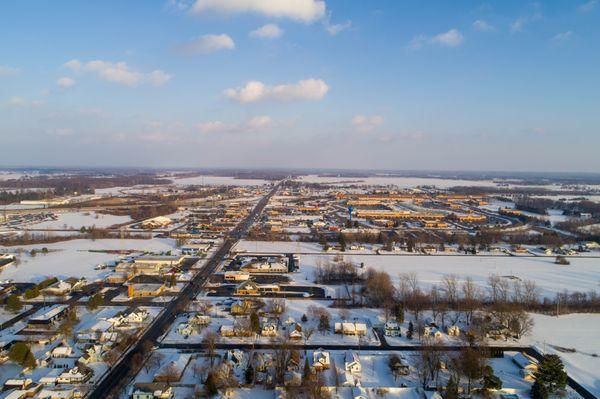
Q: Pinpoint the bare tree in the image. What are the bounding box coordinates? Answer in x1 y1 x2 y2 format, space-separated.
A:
202 330 219 366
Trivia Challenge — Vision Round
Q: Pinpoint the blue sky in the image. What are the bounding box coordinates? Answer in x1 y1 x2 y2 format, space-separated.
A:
1 0 599 171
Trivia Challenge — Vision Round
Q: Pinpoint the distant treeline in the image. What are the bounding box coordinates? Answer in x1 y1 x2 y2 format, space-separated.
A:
0 175 172 193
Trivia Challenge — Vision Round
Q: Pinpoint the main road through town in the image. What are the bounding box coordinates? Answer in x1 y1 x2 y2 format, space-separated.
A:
88 181 282 399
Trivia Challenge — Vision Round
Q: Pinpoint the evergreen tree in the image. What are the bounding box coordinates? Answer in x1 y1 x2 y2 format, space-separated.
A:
482 365 502 390
205 372 218 396
395 303 405 323
443 376 459 399
407 321 414 340
531 380 549 399
533 354 567 397
301 314 308 323
245 363 255 384
318 314 330 333
6 294 22 313
250 311 260 334
338 234 346 252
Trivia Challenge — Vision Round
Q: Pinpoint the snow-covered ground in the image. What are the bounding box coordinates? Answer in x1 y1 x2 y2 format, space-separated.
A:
23 211 131 229
234 241 600 300
0 238 176 283
523 313 600 397
171 175 270 186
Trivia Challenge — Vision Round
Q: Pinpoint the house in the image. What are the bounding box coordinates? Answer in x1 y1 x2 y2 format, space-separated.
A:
189 314 211 327
154 355 191 383
234 280 280 296
235 280 260 296
3 378 33 391
57 367 91 384
446 325 460 337
128 283 166 298
176 323 194 336
423 326 443 339
261 323 278 337
220 325 235 337
289 324 303 341
384 321 401 337
78 345 103 365
224 271 250 282
312 349 330 371
37 389 76 399
389 356 410 376
41 280 74 297
512 352 538 381
51 345 73 358
132 387 173 399
223 349 245 367
344 351 362 375
334 322 367 336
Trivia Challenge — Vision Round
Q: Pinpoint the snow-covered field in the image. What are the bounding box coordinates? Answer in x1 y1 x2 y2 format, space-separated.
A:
0 238 176 283
23 211 131 229
298 175 499 188
171 175 270 186
234 241 600 299
524 313 600 397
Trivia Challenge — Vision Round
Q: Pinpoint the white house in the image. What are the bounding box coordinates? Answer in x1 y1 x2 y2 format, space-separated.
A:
344 351 362 375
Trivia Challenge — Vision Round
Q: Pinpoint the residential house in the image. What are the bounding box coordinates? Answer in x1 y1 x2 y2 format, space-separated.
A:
384 321 401 337
344 351 361 375
312 349 330 371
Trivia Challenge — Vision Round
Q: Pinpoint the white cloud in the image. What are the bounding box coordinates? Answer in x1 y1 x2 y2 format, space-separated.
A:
410 29 464 49
191 0 326 23
64 59 171 87
250 24 284 39
551 31 573 43
510 17 527 33
473 19 494 32
351 115 384 132
47 128 74 136
177 34 235 54
225 78 329 103
578 0 597 12
198 115 275 133
511 4 543 33
0 65 19 76
7 96 43 108
431 29 464 47
323 12 351 35
57 77 76 88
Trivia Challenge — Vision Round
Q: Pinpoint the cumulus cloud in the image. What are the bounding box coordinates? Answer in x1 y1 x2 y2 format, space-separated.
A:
578 0 597 12
323 12 351 35
225 78 329 103
198 115 275 133
57 77 76 88
351 115 384 132
191 0 326 23
551 31 573 43
177 34 235 54
431 29 464 46
250 24 284 39
511 3 543 33
7 96 43 108
410 29 464 49
0 65 19 76
473 19 494 32
64 59 171 87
